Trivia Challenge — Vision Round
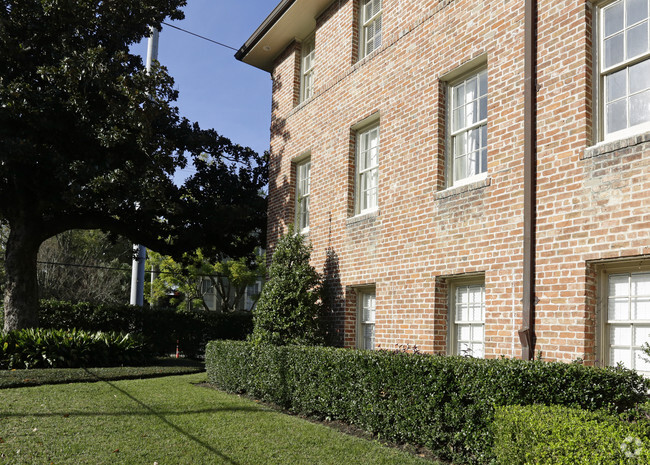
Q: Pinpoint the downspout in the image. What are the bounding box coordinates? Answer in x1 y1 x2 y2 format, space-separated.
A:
518 0 537 360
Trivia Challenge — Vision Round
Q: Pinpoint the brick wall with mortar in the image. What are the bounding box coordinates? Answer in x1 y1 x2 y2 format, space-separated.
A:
264 0 650 363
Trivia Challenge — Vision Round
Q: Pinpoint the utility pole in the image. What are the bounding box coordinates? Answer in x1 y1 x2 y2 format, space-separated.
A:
130 27 159 306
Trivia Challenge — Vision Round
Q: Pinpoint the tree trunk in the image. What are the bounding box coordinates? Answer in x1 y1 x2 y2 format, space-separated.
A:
3 223 41 331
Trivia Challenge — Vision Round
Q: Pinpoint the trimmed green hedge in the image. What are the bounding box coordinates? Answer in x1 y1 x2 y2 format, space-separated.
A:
1 328 150 369
493 404 650 464
39 300 253 358
205 341 649 464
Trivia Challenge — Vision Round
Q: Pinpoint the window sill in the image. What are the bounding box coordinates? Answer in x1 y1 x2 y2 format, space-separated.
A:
583 131 650 160
434 177 491 200
346 209 379 226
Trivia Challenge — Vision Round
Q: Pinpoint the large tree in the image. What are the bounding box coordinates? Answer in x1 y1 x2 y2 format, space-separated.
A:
0 1 267 330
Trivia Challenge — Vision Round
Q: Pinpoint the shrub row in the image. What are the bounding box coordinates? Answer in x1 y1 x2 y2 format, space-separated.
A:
39 300 253 358
205 341 649 464
1 328 150 369
493 404 650 464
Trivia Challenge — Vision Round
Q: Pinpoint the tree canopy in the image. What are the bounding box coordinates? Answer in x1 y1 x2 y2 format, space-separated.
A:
0 1 267 330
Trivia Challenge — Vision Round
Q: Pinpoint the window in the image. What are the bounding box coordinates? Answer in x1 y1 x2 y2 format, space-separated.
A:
600 0 650 139
245 279 263 311
448 69 488 187
357 290 376 350
300 34 315 102
449 281 485 357
356 125 379 214
295 159 311 233
360 0 382 57
602 270 650 375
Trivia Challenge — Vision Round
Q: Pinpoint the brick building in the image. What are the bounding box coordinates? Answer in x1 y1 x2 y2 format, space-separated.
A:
236 0 650 374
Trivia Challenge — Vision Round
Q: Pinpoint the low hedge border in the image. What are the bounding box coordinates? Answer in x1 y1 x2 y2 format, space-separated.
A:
205 341 649 465
39 299 253 358
493 404 650 464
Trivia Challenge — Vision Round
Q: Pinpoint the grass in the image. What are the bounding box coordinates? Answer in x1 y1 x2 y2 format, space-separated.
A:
0 372 438 464
0 358 204 389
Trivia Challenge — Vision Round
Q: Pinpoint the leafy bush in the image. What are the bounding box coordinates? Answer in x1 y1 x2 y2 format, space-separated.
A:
0 328 150 369
251 227 323 345
493 404 650 464
39 299 253 358
205 341 649 464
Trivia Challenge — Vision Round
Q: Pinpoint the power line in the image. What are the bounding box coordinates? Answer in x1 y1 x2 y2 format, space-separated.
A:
162 22 238 51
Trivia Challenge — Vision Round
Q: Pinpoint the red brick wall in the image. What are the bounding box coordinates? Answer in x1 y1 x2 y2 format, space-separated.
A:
264 0 650 363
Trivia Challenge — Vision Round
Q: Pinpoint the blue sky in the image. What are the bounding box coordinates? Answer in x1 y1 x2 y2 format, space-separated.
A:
131 1 277 182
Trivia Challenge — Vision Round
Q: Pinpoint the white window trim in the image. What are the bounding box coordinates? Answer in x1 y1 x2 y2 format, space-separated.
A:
355 123 380 216
360 0 382 58
597 260 650 375
447 276 486 358
447 67 488 188
300 34 315 103
356 287 376 350
295 158 311 234
597 0 650 141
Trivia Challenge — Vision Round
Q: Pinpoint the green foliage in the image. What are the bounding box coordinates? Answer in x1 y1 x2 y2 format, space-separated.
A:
147 249 265 312
251 228 323 345
0 0 267 330
37 229 132 304
493 404 650 465
0 328 150 369
206 341 649 464
39 299 253 358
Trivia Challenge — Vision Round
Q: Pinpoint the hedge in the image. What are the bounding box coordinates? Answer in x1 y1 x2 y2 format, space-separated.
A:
1 328 150 369
205 341 649 464
38 300 253 358
493 404 650 464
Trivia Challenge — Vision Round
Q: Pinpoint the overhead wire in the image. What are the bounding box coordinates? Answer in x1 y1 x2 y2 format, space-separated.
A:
161 22 238 51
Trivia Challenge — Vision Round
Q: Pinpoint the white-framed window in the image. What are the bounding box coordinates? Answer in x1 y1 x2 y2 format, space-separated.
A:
600 269 650 376
360 0 382 58
300 34 315 102
599 0 650 140
357 290 376 350
356 124 379 214
245 279 263 311
449 280 485 357
448 69 488 187
295 159 311 233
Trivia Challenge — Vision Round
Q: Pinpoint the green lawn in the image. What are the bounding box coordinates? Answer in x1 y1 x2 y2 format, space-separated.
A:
0 373 437 464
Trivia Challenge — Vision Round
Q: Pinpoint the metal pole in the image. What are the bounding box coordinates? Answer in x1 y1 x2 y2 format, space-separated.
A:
130 26 159 306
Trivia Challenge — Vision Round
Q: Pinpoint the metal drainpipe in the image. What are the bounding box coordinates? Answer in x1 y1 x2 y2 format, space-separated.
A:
519 0 538 360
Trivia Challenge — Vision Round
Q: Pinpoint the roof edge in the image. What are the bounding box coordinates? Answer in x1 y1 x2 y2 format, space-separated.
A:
235 0 297 62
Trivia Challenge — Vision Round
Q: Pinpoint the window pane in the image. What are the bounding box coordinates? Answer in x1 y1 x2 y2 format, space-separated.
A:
479 70 488 95
633 298 650 319
605 33 625 68
628 0 649 26
634 325 650 344
472 343 484 358
609 298 630 320
612 325 632 345
610 274 630 297
454 84 464 111
465 102 477 127
635 349 650 371
606 98 628 134
612 347 632 368
465 76 478 103
605 2 625 37
631 273 650 294
630 89 650 126
606 69 627 102
364 324 375 350
627 22 649 58
458 325 471 341
479 95 488 121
